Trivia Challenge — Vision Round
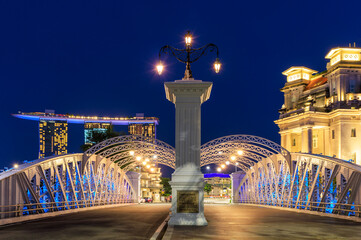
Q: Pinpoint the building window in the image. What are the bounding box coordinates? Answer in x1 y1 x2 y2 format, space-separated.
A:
312 134 318 148
350 80 356 93
332 130 335 139
292 138 296 146
351 128 356 137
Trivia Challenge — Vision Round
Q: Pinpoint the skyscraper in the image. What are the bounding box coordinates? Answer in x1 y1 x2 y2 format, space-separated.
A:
39 120 68 158
128 123 156 138
13 111 159 157
84 122 111 144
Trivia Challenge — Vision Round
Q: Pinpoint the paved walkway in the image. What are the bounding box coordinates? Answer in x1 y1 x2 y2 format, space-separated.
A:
0 204 170 240
166 204 361 240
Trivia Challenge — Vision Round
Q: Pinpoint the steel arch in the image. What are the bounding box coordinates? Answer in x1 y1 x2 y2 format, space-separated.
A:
233 152 361 218
200 135 291 172
0 154 137 220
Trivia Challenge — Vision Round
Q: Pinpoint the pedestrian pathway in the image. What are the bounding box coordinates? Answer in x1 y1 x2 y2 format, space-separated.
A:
0 203 170 240
165 204 361 240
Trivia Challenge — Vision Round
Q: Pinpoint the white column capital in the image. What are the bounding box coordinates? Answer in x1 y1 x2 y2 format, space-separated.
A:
164 80 212 104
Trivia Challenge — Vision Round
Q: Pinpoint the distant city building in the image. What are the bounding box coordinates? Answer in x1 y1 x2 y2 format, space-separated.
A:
204 173 231 197
84 122 111 144
128 113 157 138
275 46 361 165
13 111 159 158
128 123 156 138
138 163 162 202
39 119 68 158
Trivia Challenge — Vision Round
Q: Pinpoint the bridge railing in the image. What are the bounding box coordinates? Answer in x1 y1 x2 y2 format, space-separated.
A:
235 200 361 218
0 199 135 219
234 152 361 220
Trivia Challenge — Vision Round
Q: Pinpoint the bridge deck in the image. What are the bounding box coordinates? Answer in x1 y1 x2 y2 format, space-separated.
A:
0 204 170 240
165 204 361 240
1 204 361 240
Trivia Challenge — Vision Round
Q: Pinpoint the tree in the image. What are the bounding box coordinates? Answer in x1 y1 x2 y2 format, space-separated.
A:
204 183 213 195
160 177 172 196
80 126 126 152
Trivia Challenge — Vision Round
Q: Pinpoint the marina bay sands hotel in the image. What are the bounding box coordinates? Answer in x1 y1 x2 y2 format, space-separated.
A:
13 111 159 158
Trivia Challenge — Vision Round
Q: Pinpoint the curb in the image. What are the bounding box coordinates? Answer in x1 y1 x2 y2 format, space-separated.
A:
150 214 170 240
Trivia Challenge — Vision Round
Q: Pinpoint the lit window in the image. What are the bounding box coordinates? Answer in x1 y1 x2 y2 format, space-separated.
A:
292 138 296 146
351 128 356 137
312 134 318 148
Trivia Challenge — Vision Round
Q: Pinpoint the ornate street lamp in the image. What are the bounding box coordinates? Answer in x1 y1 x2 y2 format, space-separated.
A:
156 31 221 79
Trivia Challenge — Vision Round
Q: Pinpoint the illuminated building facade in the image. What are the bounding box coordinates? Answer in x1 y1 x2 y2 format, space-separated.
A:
128 123 156 138
204 173 231 197
275 46 361 165
138 164 162 202
84 122 111 144
13 111 159 157
39 120 68 158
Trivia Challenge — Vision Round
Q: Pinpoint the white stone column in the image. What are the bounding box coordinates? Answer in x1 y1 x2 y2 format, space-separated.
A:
164 79 212 226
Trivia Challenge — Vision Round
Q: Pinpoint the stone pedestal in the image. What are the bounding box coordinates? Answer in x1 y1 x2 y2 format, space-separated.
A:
164 79 212 226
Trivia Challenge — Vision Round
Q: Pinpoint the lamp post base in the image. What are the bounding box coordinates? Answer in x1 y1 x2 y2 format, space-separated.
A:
168 164 208 226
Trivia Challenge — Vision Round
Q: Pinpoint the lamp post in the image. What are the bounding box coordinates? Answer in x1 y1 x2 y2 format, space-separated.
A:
157 31 221 79
160 31 220 226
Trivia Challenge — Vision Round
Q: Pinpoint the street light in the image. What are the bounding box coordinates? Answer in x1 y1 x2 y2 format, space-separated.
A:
237 150 244 155
214 58 221 73
225 161 230 165
185 31 192 46
157 31 221 79
156 62 164 75
13 164 19 169
129 151 135 156
221 164 226 169
230 156 236 161
217 167 221 172
136 156 142 161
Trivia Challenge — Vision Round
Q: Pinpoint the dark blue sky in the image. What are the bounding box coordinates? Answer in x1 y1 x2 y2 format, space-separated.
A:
1 0 361 171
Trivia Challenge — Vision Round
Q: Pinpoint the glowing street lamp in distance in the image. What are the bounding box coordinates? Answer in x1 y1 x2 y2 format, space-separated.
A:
156 62 164 75
153 155 157 159
217 167 221 172
237 150 244 155
225 161 230 165
206 166 210 170
136 156 142 161
129 151 135 156
145 158 150 162
185 31 192 46
230 156 236 161
214 58 221 73
13 164 19 169
221 164 226 169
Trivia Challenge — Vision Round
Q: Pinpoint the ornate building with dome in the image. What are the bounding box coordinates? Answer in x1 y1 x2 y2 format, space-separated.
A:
275 46 361 165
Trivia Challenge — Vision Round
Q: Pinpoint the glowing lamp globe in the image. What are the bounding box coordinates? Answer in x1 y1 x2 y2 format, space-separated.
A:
185 31 192 46
214 58 221 73
156 62 164 75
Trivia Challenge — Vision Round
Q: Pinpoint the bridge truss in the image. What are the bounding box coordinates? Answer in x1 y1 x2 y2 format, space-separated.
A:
234 152 361 217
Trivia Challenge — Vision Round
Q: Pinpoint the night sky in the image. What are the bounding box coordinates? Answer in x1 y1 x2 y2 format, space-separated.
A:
1 1 361 176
